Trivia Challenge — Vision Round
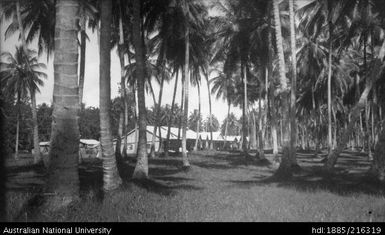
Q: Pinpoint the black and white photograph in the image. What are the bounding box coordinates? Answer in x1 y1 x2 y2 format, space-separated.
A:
0 0 385 224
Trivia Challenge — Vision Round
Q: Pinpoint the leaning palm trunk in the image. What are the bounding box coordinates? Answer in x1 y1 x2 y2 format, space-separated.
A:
15 112 19 160
99 0 122 190
165 69 179 157
194 83 201 151
150 69 165 158
325 41 385 170
46 0 80 208
289 0 298 167
273 0 291 177
365 100 373 159
132 0 149 178
223 101 230 149
78 12 86 107
31 90 41 164
118 7 129 158
181 25 191 168
178 73 185 144
155 71 165 153
206 73 213 150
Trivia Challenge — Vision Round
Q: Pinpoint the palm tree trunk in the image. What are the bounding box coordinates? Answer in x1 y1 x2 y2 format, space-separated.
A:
118 5 129 158
332 105 337 149
250 111 257 150
327 23 333 154
116 112 124 158
194 83 201 151
267 10 278 157
178 70 185 148
15 112 19 160
156 70 165 153
223 101 230 149
206 73 213 150
149 81 158 159
132 0 149 178
46 0 80 207
373 126 385 181
133 85 138 153
99 0 122 190
258 81 265 159
325 41 385 169
241 63 248 154
150 68 165 158
263 67 269 146
289 0 298 167
181 23 191 168
31 90 41 164
273 0 291 176
79 12 86 107
165 69 179 157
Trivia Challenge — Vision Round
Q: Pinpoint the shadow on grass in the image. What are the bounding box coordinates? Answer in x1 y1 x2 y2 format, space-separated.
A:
190 152 272 170
131 178 204 196
226 165 385 197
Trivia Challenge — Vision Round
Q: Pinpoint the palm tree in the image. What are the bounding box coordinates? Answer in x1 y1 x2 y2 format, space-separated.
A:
289 0 298 167
0 47 46 163
210 70 235 148
273 0 292 176
45 0 80 208
325 39 385 170
99 0 122 190
132 0 149 179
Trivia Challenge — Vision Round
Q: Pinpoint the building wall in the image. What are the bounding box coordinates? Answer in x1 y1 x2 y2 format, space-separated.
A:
116 131 161 155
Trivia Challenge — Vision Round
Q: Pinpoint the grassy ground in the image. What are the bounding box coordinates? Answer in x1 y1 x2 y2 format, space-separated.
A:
5 150 385 222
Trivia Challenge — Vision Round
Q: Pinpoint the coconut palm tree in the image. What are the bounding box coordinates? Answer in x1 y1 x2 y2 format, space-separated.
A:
99 0 122 190
45 0 80 208
289 0 298 166
325 39 385 170
273 0 292 176
132 0 149 179
0 47 46 163
210 70 235 148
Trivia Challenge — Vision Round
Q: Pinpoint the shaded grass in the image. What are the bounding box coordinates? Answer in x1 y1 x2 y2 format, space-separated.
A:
5 150 385 222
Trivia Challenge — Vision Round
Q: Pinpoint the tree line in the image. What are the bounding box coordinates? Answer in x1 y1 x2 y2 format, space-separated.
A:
1 0 385 210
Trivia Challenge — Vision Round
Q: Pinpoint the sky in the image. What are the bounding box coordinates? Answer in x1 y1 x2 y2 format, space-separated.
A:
0 6 242 126
0 0 311 125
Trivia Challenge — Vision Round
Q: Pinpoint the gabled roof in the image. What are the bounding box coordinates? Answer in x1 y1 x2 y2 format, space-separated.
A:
122 126 198 140
39 139 100 147
80 139 99 146
199 132 223 141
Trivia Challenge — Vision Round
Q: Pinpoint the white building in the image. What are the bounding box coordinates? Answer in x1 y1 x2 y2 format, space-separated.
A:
115 126 198 155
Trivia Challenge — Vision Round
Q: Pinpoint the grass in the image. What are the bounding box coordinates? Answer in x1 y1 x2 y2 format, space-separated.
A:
4 150 385 222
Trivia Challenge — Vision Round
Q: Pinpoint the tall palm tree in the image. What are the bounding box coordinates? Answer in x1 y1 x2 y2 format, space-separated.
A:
181 13 191 167
273 0 292 176
325 39 385 170
289 0 298 167
132 0 149 178
99 0 122 190
45 0 80 208
179 0 207 167
0 47 46 163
